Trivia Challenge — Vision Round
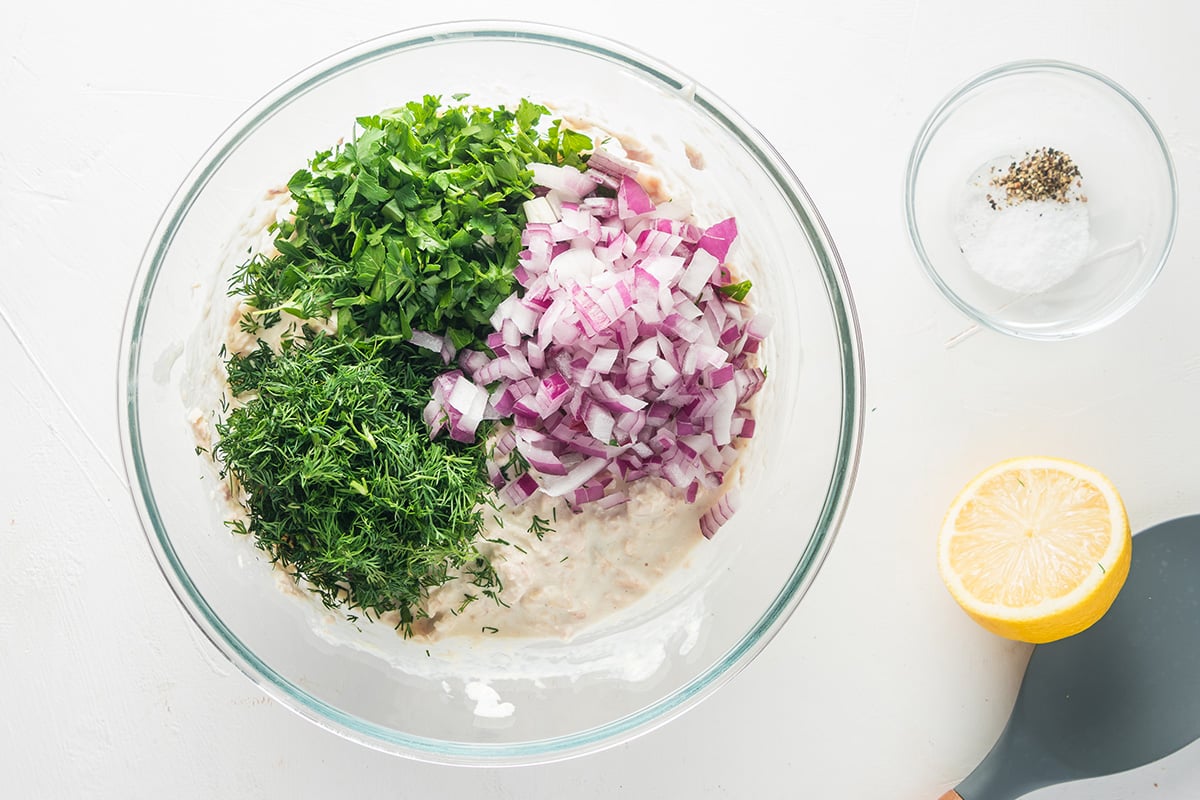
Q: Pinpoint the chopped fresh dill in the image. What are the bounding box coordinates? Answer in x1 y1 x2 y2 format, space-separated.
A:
501 448 531 482
456 593 478 615
213 332 496 634
527 515 555 540
481 626 499 634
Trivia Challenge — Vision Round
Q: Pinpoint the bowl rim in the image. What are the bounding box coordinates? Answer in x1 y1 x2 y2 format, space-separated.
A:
903 58 1179 341
117 18 865 765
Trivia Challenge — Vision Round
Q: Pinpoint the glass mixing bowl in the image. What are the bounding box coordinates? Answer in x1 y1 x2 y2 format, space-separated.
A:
119 21 863 764
905 60 1177 340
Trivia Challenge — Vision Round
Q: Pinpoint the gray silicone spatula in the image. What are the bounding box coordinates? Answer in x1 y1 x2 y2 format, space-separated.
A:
940 514 1200 800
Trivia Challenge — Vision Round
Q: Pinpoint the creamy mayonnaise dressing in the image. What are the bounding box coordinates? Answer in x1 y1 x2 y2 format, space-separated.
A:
403 479 714 640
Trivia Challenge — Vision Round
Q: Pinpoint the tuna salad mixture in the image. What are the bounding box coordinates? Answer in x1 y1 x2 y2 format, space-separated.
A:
193 95 771 640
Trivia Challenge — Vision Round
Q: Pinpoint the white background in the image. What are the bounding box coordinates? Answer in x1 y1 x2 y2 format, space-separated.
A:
3 1 1199 797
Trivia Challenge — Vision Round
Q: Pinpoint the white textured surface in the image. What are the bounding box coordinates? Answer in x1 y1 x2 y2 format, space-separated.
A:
3 1 1200 797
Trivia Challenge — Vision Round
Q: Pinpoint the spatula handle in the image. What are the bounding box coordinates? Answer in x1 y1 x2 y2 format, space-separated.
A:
938 792 963 800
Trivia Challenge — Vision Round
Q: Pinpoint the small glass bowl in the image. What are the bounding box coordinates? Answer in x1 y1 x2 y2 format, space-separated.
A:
905 60 1177 340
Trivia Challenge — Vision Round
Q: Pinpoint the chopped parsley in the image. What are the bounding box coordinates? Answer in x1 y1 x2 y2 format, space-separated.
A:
718 279 753 302
231 95 590 351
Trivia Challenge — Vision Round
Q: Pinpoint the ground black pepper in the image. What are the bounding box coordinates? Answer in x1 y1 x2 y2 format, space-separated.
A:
985 147 1086 210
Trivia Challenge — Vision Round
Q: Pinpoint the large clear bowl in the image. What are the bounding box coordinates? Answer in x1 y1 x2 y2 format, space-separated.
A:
119 21 863 765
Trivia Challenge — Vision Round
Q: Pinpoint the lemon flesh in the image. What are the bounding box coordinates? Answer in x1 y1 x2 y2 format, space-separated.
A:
938 457 1131 644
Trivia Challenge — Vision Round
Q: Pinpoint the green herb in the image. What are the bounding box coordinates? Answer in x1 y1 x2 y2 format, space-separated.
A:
527 514 555 540
501 447 531 481
213 332 496 635
718 279 753 302
481 626 499 634
213 96 596 631
229 95 591 351
456 594 477 614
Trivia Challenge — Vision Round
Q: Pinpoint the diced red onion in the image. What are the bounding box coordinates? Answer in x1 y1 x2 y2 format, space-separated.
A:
734 368 766 404
550 248 603 288
677 249 720 298
537 456 608 498
420 155 768 528
699 490 739 538
733 416 756 438
595 491 629 510
572 480 607 507
501 318 521 348
584 168 620 189
587 148 639 178
529 162 600 201
697 217 738 262
440 337 457 365
584 403 615 443
408 329 444 355
422 397 445 439
651 199 693 221
487 460 506 489
587 348 619 373
523 196 560 225
458 348 490 376
708 363 735 388
452 375 491 437
617 175 655 219
522 375 564 418
500 473 540 507
523 446 569 476
492 429 517 458
526 340 545 371
745 312 774 341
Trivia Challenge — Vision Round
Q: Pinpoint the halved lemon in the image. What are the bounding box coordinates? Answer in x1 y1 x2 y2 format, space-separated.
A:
938 456 1131 644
